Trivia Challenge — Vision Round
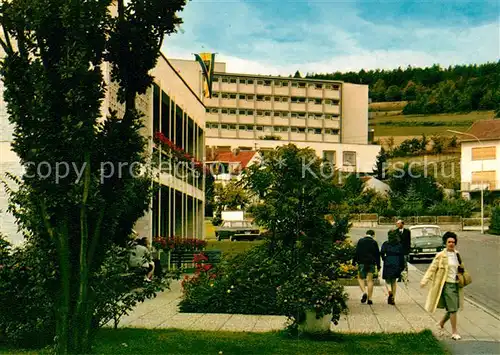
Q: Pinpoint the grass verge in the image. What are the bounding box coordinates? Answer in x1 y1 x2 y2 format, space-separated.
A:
372 110 494 137
1 328 448 355
206 240 264 259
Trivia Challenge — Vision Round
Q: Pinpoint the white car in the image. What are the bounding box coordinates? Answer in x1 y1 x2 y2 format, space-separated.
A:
409 225 445 262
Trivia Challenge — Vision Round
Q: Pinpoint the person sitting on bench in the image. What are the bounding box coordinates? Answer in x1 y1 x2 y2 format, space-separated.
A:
129 237 155 281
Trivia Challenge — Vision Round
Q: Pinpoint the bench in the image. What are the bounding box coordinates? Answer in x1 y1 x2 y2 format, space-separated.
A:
165 250 222 270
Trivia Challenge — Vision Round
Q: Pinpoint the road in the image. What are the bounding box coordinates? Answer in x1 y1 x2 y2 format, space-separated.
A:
349 226 500 318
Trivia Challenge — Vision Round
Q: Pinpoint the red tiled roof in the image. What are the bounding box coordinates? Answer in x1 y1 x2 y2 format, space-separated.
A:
214 151 258 169
462 119 500 141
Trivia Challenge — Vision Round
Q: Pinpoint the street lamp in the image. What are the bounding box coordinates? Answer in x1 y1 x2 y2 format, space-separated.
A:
447 129 485 234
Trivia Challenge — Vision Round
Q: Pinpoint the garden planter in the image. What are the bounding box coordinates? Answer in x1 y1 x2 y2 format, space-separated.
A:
298 310 332 333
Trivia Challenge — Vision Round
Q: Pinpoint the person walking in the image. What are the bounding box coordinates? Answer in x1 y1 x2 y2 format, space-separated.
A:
353 230 381 305
396 220 411 281
380 230 405 305
420 232 464 340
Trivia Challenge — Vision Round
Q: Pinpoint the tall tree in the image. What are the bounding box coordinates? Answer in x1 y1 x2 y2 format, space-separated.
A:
0 0 185 353
372 147 388 180
243 144 342 252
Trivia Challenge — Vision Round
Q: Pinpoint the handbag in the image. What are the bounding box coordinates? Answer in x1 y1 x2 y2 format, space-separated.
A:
456 253 472 288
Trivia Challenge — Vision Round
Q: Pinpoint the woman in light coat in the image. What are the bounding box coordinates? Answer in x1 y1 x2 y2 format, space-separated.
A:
420 231 464 340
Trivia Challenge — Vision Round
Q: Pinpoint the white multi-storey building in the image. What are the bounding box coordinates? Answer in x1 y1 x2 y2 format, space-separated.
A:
170 59 380 173
0 52 206 245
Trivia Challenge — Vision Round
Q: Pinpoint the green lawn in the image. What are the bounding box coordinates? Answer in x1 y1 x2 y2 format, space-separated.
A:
205 220 216 240
1 328 448 355
206 240 264 259
372 110 495 137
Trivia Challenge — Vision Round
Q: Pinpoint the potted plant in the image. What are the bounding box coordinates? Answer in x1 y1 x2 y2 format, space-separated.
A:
277 271 348 334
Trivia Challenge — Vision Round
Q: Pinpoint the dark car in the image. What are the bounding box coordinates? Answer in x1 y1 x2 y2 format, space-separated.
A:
215 220 261 241
408 225 444 262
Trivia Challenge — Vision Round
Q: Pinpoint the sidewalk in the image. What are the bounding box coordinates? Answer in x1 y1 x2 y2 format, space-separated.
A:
116 265 500 342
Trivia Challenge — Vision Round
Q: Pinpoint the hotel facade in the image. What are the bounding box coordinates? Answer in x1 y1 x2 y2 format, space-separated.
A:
170 59 380 173
0 53 206 245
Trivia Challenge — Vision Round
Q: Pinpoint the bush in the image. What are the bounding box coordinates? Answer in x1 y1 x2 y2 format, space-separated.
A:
179 239 354 316
92 244 178 329
179 243 294 315
489 206 500 235
428 198 476 217
0 235 176 347
0 237 56 347
277 272 348 330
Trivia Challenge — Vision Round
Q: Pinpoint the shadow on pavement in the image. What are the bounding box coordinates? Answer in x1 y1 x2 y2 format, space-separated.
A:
442 340 500 355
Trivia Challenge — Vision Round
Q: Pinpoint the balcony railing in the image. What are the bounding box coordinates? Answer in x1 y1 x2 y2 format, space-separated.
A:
461 181 500 191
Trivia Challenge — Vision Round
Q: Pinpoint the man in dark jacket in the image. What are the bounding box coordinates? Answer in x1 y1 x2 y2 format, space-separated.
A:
354 230 381 305
396 220 411 282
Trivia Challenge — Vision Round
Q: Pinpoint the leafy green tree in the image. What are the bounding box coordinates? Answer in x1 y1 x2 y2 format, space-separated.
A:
372 147 389 180
205 173 216 217
293 70 302 78
420 134 429 152
431 135 446 154
342 174 364 199
371 79 387 102
243 144 341 252
393 185 424 216
0 0 185 353
214 182 249 211
402 80 417 101
385 85 402 101
388 163 443 211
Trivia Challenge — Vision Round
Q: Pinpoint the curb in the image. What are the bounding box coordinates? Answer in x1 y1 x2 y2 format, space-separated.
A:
408 263 500 322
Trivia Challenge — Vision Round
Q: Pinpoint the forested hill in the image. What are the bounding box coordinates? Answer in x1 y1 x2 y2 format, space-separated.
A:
306 62 500 115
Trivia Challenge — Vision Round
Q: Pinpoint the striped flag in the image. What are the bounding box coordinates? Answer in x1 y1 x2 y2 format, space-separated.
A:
194 52 215 98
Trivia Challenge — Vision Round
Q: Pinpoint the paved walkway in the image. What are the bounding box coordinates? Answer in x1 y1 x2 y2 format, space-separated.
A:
116 264 500 344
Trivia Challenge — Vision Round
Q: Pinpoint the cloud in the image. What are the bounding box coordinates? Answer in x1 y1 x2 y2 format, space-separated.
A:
162 0 500 76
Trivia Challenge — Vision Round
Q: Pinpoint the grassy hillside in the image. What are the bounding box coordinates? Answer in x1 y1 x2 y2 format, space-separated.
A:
371 109 495 138
369 101 408 112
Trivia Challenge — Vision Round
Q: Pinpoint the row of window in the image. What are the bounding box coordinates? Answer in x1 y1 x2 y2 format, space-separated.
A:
323 150 357 167
215 76 340 90
206 107 339 119
206 123 339 135
212 92 339 105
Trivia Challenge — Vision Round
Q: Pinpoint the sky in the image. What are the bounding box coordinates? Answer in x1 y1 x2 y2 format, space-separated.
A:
161 0 500 75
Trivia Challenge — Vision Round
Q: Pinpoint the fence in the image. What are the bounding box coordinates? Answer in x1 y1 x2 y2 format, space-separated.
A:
349 214 490 230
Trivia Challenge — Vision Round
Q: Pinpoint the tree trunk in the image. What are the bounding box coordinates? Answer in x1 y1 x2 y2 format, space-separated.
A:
72 153 92 353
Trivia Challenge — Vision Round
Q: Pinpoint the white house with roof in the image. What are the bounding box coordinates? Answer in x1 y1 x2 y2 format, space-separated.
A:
458 119 500 197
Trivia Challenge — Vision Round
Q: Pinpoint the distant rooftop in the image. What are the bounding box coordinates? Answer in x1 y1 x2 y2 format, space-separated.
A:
213 150 258 169
214 70 345 84
462 119 500 142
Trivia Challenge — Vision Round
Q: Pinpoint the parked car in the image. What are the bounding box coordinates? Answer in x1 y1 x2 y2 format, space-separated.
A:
408 225 444 262
214 220 261 241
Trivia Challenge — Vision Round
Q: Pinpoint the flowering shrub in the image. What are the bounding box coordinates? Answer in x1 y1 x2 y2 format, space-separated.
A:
179 240 352 323
153 236 207 252
168 237 207 252
336 262 358 279
179 242 295 315
277 272 348 330
154 132 206 174
152 236 167 250
332 239 356 265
